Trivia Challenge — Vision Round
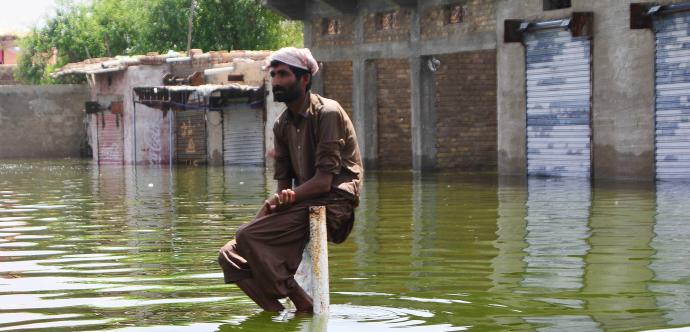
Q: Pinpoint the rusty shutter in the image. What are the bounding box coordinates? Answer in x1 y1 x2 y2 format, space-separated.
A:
525 29 592 177
97 112 124 165
655 12 690 179
223 105 264 166
175 109 207 165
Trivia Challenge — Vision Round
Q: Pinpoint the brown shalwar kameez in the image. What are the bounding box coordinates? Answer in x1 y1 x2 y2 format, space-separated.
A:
218 93 363 307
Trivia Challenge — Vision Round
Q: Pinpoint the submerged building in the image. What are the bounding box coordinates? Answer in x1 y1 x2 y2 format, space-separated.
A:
263 0 690 180
0 34 20 84
53 50 283 167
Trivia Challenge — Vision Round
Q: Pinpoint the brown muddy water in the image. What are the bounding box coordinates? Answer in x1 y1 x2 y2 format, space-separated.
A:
0 159 689 331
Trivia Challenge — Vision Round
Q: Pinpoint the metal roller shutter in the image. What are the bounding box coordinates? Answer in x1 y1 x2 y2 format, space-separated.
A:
97 112 124 165
175 109 207 165
223 106 264 166
525 29 592 177
655 12 690 179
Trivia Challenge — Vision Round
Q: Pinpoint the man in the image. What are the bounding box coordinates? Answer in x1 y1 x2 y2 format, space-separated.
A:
218 47 363 313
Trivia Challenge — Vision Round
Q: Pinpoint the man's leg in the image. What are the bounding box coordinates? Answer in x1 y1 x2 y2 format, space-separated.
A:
234 206 311 299
236 278 285 311
219 205 313 310
287 283 313 312
218 242 284 311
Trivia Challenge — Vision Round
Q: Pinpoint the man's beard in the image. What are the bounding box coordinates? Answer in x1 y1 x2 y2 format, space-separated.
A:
272 82 303 103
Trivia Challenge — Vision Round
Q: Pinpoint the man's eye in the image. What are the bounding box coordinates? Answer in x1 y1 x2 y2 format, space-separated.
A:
270 72 276 77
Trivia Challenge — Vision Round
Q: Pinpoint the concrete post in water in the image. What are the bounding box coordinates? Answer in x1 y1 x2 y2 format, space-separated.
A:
294 206 330 315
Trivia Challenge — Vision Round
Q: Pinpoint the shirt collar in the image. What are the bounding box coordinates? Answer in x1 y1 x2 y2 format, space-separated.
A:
286 93 319 122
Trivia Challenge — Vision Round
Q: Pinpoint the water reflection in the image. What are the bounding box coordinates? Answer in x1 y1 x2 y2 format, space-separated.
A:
1 160 690 331
584 181 663 330
522 178 591 296
516 177 596 331
651 182 690 326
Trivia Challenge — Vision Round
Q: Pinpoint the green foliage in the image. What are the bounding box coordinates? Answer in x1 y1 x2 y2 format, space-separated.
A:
15 0 303 84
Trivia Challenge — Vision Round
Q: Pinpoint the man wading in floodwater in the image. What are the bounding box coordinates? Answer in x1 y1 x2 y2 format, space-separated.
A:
218 47 363 313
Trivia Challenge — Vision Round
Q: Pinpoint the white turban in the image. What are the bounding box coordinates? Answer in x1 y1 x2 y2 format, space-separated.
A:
268 47 319 76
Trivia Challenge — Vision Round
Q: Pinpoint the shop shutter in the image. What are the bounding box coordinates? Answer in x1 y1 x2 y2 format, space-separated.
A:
525 29 592 177
223 106 264 166
175 109 207 165
655 12 690 179
97 112 124 165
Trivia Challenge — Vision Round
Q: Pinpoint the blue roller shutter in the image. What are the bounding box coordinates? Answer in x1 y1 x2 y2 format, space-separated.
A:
525 29 592 177
655 12 690 179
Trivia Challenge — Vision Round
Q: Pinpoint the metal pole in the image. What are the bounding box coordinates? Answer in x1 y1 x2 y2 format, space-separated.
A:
309 206 330 314
133 95 137 165
294 206 330 314
169 90 173 169
186 0 196 58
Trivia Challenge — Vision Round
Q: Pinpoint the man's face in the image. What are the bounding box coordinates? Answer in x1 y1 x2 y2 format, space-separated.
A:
270 63 304 103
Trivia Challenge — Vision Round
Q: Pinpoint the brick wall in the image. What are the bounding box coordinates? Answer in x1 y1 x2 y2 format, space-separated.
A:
434 50 497 170
421 0 496 40
364 9 411 43
376 58 412 169
312 16 355 47
321 61 353 120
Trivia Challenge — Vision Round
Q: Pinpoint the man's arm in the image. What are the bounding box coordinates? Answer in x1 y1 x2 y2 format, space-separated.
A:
263 170 333 214
292 169 332 202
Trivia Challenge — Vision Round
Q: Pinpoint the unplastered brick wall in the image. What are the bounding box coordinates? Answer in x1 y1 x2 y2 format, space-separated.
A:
364 9 411 44
376 58 412 169
421 0 496 40
312 16 355 47
322 61 353 120
434 50 497 170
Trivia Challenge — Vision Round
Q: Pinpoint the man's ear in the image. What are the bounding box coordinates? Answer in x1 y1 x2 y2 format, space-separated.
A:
301 74 311 87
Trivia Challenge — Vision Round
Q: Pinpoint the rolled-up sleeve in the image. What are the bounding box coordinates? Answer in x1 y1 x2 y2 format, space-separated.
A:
273 119 294 180
316 108 346 175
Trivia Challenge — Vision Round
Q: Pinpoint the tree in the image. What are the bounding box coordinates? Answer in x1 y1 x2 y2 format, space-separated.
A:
15 0 303 84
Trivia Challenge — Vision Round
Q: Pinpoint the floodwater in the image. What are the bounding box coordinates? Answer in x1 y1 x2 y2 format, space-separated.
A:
1 159 689 332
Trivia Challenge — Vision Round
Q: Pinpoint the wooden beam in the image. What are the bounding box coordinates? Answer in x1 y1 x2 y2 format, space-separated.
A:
630 3 654 30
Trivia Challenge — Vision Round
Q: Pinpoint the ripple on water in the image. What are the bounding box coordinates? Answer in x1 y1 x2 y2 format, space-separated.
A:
0 250 66 257
0 242 37 248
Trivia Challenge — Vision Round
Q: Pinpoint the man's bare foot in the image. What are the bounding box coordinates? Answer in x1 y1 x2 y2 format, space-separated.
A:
288 285 313 313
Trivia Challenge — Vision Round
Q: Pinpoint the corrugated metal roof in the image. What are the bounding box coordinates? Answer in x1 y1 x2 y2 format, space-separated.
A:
133 83 264 111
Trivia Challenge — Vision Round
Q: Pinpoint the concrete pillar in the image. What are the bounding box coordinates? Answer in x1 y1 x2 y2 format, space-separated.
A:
304 20 314 49
353 59 378 169
90 113 100 164
411 56 437 171
591 0 655 179
206 110 223 166
312 68 325 95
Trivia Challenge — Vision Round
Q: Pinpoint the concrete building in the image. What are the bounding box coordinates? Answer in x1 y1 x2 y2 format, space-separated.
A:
265 0 499 172
498 0 690 180
0 34 20 84
266 0 690 180
53 50 280 167
0 34 19 65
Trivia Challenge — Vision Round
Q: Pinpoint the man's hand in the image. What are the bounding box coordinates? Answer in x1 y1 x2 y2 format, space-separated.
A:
219 239 248 270
259 189 297 217
278 189 297 206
